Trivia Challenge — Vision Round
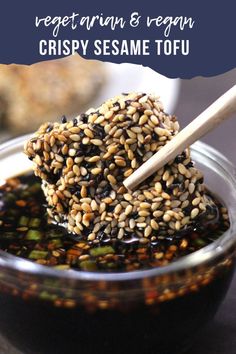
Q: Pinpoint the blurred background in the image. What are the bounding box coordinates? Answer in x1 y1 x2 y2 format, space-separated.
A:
0 55 106 136
0 55 179 139
175 70 236 166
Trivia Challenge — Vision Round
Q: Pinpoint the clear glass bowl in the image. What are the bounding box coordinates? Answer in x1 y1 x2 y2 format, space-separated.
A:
0 135 236 354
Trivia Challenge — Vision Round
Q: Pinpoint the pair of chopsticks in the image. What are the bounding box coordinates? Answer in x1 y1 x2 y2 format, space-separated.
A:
124 85 236 190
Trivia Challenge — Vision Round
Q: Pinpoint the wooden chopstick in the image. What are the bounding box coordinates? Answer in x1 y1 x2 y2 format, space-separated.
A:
124 85 236 190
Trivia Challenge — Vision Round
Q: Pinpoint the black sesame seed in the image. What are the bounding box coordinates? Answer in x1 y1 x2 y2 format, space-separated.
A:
186 162 194 168
92 124 105 139
151 132 159 141
95 174 104 184
111 228 118 237
137 106 145 113
76 150 84 157
89 145 100 155
83 173 91 182
79 131 85 138
130 212 139 219
116 175 123 182
97 231 107 241
61 115 67 123
126 121 135 128
175 155 185 163
74 190 81 198
46 124 53 133
107 205 114 212
80 113 88 123
98 185 111 198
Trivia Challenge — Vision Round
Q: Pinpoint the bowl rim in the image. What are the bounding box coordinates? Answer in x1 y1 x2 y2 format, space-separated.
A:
0 135 236 282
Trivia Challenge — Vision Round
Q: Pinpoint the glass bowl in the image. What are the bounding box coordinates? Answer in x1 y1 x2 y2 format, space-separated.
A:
0 135 236 354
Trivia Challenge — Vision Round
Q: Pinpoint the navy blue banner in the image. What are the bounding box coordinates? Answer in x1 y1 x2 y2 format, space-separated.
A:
0 0 235 78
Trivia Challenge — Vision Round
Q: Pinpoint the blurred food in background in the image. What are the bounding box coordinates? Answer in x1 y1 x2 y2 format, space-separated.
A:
0 55 106 135
0 59 179 142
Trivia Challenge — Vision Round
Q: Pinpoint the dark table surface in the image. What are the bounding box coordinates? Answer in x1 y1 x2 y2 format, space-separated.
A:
0 70 236 353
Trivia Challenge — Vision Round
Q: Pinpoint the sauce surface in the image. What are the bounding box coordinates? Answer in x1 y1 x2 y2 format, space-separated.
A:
0 172 230 272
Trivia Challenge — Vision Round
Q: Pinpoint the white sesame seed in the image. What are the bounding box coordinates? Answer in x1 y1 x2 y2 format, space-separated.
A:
191 208 199 219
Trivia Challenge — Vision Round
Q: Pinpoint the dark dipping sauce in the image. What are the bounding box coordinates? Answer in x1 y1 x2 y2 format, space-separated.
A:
0 172 234 354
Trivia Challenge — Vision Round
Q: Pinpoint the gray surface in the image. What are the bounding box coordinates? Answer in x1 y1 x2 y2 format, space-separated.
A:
175 69 236 166
0 71 236 353
176 71 236 354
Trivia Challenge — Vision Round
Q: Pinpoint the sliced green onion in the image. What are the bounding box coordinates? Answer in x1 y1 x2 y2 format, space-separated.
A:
54 264 70 270
28 183 41 194
39 291 58 301
46 230 64 238
28 218 41 228
194 238 207 247
106 262 116 269
26 229 42 240
19 216 29 226
4 193 16 202
29 250 48 259
80 260 97 271
90 246 115 257
50 239 63 248
2 232 15 239
20 191 30 198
